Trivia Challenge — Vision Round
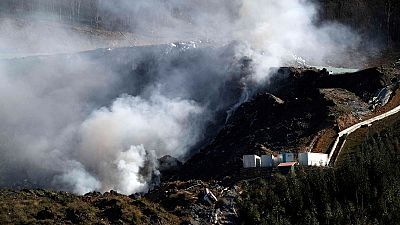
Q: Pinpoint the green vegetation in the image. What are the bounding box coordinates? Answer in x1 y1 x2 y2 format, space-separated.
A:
238 119 400 225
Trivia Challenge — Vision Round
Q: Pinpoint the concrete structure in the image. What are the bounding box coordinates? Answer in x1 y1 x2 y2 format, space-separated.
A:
204 188 218 205
369 87 392 108
261 154 274 167
328 103 400 165
278 162 297 174
273 155 282 166
274 154 281 164
298 153 328 167
243 155 261 168
282 153 295 163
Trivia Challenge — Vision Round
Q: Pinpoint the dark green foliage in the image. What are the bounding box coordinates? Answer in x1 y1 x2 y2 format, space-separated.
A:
238 123 400 225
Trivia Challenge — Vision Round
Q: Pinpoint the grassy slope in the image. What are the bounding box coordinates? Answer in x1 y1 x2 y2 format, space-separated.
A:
0 189 180 225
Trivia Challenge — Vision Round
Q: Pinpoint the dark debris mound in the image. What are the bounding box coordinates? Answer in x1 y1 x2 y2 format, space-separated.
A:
179 67 398 180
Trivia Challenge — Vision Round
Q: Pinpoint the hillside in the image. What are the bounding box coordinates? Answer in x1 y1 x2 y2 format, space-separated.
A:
238 87 400 225
0 189 180 224
1 63 398 224
178 66 399 180
0 17 180 58
1 0 399 47
1 1 400 224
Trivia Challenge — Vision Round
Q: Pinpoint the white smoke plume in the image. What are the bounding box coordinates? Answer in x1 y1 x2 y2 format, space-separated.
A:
77 94 203 194
233 0 360 82
0 0 363 194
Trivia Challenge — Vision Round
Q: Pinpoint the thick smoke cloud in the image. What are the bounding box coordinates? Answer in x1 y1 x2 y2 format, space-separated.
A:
235 0 360 81
0 44 236 194
77 94 203 194
98 0 240 41
0 0 362 194
99 0 360 69
0 54 119 192
0 18 97 56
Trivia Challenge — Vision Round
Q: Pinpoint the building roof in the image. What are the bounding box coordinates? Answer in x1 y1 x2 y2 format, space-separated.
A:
278 162 297 167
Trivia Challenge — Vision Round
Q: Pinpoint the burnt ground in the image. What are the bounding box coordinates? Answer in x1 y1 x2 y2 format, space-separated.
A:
142 61 400 225
177 66 400 181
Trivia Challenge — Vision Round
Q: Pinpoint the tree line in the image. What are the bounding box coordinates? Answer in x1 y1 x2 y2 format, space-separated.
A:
238 120 400 224
0 0 399 47
316 0 400 47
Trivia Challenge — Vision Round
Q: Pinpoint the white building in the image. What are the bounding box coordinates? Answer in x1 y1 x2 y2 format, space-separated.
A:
298 153 328 167
282 153 295 163
261 154 274 167
243 155 261 168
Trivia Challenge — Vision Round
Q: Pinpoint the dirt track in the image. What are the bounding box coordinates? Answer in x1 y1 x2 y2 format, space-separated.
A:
328 100 400 165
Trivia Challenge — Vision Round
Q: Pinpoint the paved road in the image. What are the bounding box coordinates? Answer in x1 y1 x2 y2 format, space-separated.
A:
327 103 400 165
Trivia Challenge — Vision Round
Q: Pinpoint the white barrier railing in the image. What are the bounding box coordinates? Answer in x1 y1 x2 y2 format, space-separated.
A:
327 104 400 165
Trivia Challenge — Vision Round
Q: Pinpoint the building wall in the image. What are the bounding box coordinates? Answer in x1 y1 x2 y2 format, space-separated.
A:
243 155 261 168
261 155 274 167
299 153 328 166
282 153 295 162
274 154 284 166
298 153 308 166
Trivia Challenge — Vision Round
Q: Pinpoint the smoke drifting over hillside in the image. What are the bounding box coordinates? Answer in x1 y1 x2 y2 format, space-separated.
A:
99 0 360 70
0 0 361 194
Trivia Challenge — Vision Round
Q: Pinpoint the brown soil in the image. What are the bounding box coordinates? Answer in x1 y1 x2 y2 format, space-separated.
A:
312 128 337 154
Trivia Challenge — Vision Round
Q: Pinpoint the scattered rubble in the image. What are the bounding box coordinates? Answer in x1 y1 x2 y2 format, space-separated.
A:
147 180 239 224
369 87 393 109
203 188 218 205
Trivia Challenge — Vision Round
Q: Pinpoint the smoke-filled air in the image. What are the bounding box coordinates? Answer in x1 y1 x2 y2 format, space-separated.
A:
0 0 361 194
